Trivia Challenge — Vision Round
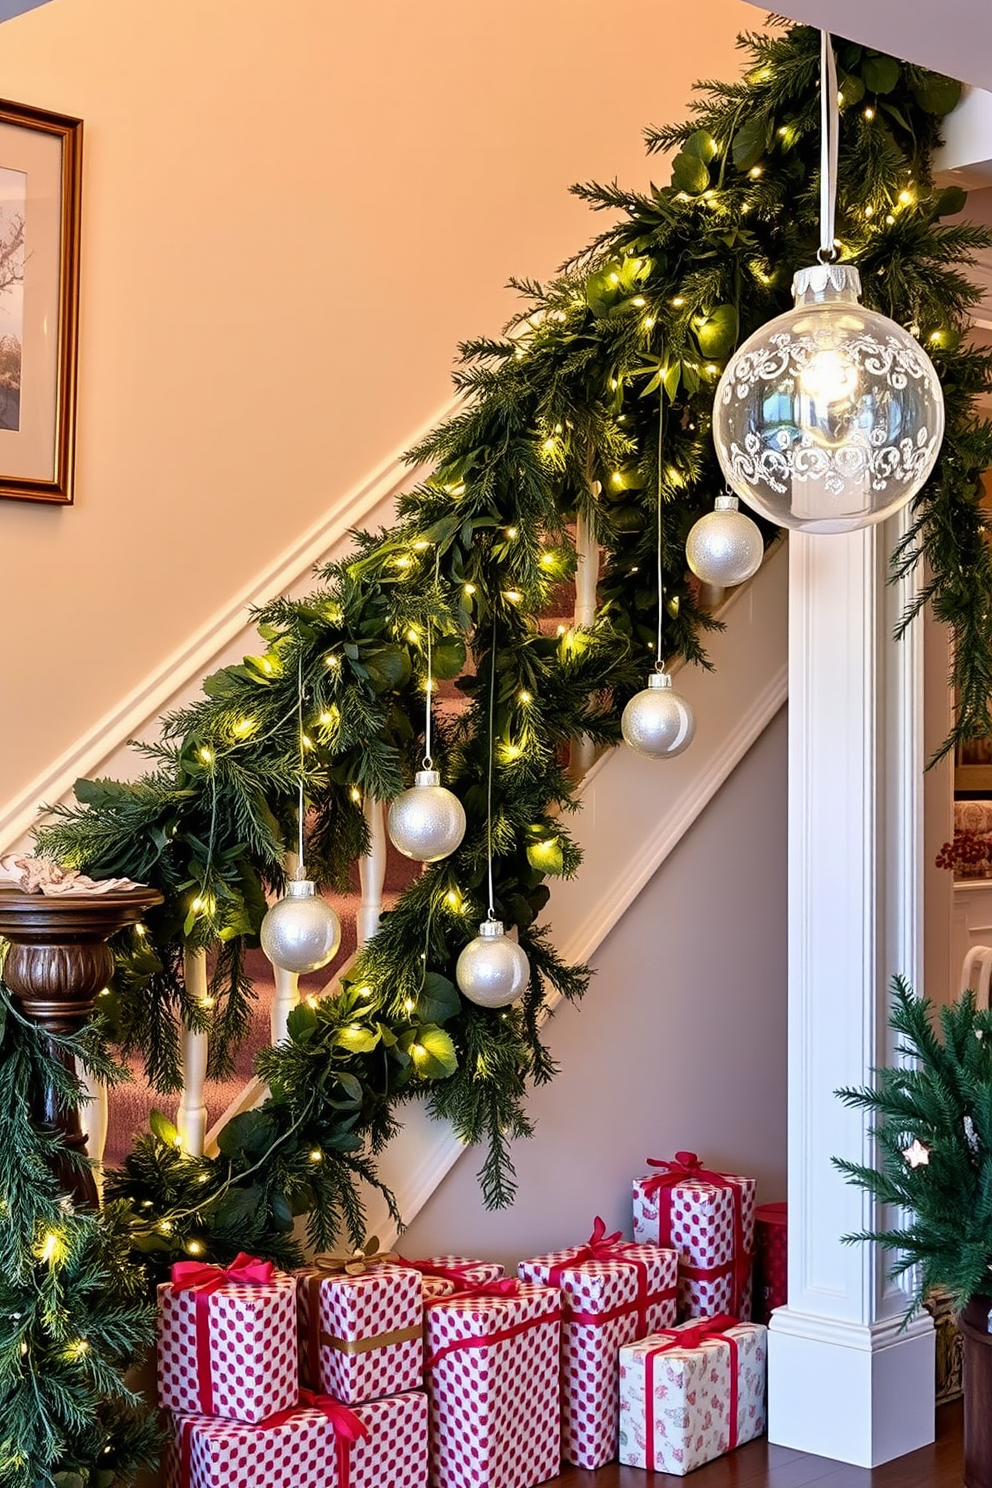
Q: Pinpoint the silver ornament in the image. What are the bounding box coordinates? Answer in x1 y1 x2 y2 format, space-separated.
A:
685 495 763 587
456 919 530 1008
621 671 695 759
261 878 341 973
387 769 467 862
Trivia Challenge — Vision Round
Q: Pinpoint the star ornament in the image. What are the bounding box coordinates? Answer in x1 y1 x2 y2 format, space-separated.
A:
902 1138 930 1169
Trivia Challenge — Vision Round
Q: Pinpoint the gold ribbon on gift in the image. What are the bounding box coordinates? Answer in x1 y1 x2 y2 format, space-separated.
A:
308 1238 399 1278
301 1237 407 1386
318 1322 422 1355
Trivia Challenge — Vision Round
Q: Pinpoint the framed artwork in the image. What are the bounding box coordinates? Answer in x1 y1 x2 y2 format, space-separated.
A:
955 736 992 796
0 99 82 505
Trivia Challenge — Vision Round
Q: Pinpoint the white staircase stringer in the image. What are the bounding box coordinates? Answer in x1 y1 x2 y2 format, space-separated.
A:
365 540 790 1244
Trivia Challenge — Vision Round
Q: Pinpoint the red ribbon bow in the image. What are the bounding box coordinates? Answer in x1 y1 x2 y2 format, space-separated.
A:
548 1217 659 1336
641 1154 751 1318
396 1256 493 1293
169 1252 277 1415
438 1277 520 1302
178 1391 369 1488
643 1315 742 1469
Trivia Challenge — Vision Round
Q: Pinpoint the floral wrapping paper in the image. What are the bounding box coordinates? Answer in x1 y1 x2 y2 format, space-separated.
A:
163 1389 429 1488
517 1242 678 1469
753 1202 787 1325
398 1255 506 1302
632 1165 756 1320
618 1319 767 1475
424 1282 561 1488
157 1273 298 1424
296 1264 423 1406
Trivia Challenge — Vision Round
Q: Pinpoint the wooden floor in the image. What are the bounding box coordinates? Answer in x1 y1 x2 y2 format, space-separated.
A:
549 1400 963 1487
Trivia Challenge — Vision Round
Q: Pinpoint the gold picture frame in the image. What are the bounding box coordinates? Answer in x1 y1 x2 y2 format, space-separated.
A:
0 98 82 505
955 737 992 796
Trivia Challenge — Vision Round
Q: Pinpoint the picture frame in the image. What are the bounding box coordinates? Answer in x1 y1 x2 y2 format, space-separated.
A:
954 741 992 797
0 98 82 505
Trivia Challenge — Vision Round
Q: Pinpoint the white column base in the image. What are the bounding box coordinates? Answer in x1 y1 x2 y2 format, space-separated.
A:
768 1310 935 1466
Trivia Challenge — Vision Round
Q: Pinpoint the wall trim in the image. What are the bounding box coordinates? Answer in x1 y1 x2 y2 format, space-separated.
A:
0 397 461 853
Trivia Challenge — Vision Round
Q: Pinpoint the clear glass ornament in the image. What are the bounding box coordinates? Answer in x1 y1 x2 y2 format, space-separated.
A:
621 670 695 759
455 918 530 1008
712 264 945 534
685 495 764 586
387 768 467 862
260 878 341 973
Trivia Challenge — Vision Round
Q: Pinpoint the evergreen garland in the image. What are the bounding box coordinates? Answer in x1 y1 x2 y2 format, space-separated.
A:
835 977 992 1313
3 22 992 1476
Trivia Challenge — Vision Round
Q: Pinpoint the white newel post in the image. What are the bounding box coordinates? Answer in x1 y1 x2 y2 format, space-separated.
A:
357 797 386 947
570 509 600 778
768 520 934 1465
177 947 210 1157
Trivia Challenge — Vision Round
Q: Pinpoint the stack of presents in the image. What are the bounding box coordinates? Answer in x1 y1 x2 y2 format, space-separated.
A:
158 1151 790 1486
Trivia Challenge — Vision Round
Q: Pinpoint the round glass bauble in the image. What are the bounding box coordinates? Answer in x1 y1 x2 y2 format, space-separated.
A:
685 495 764 587
455 919 530 1008
621 671 695 759
261 878 341 974
387 769 467 862
712 264 945 534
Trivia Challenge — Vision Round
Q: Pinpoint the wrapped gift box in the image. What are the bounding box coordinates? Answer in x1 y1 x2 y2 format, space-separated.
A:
632 1153 756 1320
164 1388 429 1488
297 1262 423 1405
619 1316 767 1475
753 1201 787 1325
397 1254 505 1302
425 1279 561 1488
157 1255 298 1424
518 1219 678 1469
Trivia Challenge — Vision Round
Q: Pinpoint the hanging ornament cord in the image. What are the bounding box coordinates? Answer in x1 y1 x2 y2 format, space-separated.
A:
818 29 839 262
655 388 666 675
423 619 433 770
486 611 498 922
296 648 307 879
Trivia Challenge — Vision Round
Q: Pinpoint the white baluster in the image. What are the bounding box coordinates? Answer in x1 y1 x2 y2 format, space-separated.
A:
570 507 600 778
177 947 209 1157
357 797 386 947
77 1061 108 1204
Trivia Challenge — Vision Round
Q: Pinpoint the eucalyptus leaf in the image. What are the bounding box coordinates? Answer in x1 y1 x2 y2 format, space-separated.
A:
334 1023 381 1053
149 1108 180 1148
410 1025 458 1079
862 54 900 94
682 128 717 163
935 185 967 218
732 116 766 172
416 972 462 1026
913 74 962 115
671 151 709 196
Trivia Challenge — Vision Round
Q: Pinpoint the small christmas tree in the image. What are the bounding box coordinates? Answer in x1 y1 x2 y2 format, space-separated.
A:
0 992 159 1488
835 976 992 1312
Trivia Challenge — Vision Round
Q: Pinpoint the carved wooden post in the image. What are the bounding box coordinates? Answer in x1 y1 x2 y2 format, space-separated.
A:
357 797 386 946
0 886 162 1207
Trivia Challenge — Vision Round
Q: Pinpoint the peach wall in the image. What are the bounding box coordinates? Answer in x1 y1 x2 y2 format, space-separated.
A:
399 708 788 1271
0 0 761 808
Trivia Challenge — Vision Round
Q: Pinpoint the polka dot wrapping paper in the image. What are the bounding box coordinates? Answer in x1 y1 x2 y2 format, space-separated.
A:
397 1255 506 1303
632 1156 757 1321
518 1238 678 1470
162 1388 429 1488
424 1282 561 1488
157 1272 298 1425
618 1318 767 1475
296 1263 424 1405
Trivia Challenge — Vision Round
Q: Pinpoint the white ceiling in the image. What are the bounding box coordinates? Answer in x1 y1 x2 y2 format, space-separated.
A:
745 0 992 92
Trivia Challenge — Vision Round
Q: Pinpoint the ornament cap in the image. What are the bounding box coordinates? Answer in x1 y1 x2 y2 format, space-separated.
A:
287 877 316 899
791 262 861 306
414 768 441 789
714 494 739 512
647 671 673 691
479 918 505 939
